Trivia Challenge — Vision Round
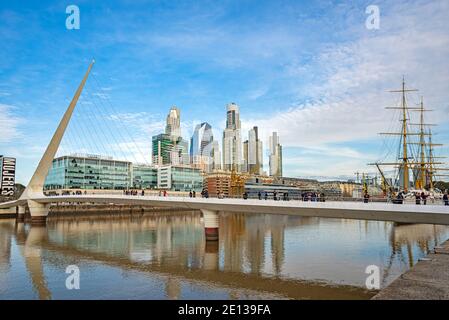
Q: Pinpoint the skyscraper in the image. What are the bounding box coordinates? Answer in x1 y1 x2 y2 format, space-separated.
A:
222 103 242 172
211 140 221 171
245 126 263 175
152 106 189 166
269 132 282 177
190 122 215 172
165 106 181 138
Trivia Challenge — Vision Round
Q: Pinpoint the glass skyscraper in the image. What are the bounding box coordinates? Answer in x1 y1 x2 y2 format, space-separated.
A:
222 103 242 172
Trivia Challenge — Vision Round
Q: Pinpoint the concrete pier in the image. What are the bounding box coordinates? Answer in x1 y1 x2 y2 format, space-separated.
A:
27 200 49 225
372 239 449 300
17 205 26 222
202 209 219 241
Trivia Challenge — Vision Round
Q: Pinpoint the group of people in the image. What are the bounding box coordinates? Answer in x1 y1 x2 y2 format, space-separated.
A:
301 192 325 202
116 188 449 206
236 191 290 201
414 192 429 205
189 189 209 198
124 189 144 196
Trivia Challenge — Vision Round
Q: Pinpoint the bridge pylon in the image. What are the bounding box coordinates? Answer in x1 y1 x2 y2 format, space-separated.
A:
17 60 95 224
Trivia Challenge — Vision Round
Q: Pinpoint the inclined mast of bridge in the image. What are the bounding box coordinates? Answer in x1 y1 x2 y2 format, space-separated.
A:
12 60 220 240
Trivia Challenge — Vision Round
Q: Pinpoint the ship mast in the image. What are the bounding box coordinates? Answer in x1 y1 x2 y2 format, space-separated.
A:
378 78 419 192
371 78 449 193
410 97 433 189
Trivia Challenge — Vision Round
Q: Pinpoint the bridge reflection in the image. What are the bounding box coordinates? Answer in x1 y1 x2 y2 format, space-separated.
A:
1 212 448 299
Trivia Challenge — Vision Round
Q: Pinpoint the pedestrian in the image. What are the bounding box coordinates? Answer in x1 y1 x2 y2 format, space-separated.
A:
363 192 370 203
321 192 325 202
141 189 145 196
443 191 448 206
163 190 167 197
258 191 262 200
193 190 196 198
421 192 427 205
415 192 421 205
189 190 192 198
273 191 277 201
243 192 248 200
264 192 268 200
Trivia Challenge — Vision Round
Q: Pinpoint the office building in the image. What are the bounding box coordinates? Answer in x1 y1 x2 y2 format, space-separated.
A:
152 107 189 166
222 103 242 172
157 165 203 192
44 154 132 190
165 106 181 138
244 126 263 175
131 164 157 189
269 132 282 177
190 122 216 172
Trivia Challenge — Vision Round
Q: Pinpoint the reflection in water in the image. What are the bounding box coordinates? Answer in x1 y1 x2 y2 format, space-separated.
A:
0 211 448 300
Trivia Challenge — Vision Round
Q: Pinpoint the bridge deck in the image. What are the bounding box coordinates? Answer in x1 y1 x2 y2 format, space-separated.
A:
2 194 447 225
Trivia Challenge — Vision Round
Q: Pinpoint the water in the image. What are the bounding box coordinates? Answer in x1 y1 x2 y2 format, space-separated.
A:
1 211 448 300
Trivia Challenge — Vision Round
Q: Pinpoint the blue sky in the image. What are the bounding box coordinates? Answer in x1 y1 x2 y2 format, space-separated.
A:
1 0 449 184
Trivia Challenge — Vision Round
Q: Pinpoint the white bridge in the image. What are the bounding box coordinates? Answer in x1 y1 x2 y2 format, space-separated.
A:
1 60 449 239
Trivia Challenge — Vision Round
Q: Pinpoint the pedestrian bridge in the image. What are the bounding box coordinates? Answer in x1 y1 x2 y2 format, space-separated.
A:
1 60 449 235
2 194 449 226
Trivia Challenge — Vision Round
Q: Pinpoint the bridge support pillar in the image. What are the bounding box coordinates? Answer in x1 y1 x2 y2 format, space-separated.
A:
27 200 49 225
17 205 26 222
202 209 219 241
204 241 219 270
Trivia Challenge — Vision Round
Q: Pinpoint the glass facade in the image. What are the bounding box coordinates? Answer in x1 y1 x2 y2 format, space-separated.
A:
132 165 157 189
157 165 203 192
44 155 199 192
45 155 131 190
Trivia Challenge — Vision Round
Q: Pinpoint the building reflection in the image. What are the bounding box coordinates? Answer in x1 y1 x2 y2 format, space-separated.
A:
1 211 448 300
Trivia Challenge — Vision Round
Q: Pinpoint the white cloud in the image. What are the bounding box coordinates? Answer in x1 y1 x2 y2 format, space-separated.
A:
242 0 449 177
0 103 22 143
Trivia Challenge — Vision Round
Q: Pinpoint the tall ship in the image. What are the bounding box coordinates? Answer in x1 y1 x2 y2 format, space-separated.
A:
370 78 449 198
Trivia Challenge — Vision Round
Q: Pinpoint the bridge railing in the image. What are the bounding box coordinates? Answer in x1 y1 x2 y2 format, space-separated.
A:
43 190 449 206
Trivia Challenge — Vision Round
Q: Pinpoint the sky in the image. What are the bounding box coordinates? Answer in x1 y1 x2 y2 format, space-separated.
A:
1 0 449 185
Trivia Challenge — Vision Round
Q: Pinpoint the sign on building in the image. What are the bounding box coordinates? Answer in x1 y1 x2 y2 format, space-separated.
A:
0 156 16 196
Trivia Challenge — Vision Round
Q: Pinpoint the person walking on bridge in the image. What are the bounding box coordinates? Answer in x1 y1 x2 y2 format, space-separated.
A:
415 192 421 205
363 192 370 203
258 191 262 200
421 192 427 205
443 191 448 206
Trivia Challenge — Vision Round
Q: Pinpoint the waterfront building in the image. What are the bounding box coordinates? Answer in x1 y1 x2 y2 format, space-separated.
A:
269 132 283 177
203 171 231 197
44 154 132 190
131 164 157 189
244 182 302 200
223 103 243 172
157 165 203 192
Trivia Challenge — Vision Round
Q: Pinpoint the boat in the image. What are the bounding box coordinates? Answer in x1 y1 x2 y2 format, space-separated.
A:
369 78 449 200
